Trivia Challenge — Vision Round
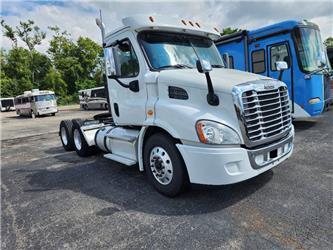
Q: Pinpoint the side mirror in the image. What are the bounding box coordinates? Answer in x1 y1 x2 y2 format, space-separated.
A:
196 59 212 73
317 52 326 68
104 47 120 78
276 61 288 81
276 61 288 71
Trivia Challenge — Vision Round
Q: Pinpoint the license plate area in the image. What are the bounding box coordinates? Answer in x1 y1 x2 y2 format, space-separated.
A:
269 149 278 159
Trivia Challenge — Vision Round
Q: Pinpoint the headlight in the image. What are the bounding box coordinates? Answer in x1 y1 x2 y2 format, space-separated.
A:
195 120 241 145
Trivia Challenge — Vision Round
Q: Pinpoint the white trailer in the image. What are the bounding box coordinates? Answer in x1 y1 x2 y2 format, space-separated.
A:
59 15 294 197
79 86 108 110
0 97 15 112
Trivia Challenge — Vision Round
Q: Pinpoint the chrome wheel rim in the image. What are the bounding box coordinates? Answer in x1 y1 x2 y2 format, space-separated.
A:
73 129 82 150
149 146 173 185
60 127 68 145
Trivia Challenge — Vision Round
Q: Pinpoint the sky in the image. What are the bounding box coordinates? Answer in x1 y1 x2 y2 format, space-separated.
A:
0 0 332 53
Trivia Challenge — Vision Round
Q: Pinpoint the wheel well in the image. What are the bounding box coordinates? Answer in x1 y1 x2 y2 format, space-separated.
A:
143 126 181 146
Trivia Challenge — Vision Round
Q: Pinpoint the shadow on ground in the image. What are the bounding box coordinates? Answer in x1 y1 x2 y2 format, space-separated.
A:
17 146 274 217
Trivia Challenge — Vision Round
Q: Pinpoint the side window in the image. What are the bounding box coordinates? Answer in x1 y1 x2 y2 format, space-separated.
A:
114 40 139 78
91 90 97 97
252 49 265 74
270 44 290 71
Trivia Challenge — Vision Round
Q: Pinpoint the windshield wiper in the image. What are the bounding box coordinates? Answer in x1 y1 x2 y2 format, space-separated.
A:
211 64 225 68
157 64 193 70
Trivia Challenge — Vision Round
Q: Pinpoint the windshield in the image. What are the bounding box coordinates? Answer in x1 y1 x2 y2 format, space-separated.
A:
139 32 224 69
294 27 330 72
34 94 55 102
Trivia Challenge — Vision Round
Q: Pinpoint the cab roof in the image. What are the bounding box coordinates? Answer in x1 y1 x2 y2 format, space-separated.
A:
105 15 221 41
248 20 319 39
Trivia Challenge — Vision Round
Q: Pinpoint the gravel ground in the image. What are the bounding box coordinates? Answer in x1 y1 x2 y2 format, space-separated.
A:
1 108 332 249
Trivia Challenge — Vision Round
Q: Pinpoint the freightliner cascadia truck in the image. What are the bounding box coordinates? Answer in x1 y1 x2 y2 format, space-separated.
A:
59 15 294 197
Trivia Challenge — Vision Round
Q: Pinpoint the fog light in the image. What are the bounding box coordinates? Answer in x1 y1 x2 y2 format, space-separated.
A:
308 98 320 104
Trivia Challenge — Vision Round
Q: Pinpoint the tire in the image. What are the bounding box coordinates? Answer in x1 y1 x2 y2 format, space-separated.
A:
143 133 188 197
72 120 96 157
59 120 75 151
31 110 36 119
51 113 56 116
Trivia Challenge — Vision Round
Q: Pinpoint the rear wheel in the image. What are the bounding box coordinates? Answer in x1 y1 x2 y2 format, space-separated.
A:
31 110 36 119
144 133 188 197
72 120 96 157
59 120 75 151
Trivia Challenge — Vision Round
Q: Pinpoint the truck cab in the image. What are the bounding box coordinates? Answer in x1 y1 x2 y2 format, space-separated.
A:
59 16 294 196
216 20 333 118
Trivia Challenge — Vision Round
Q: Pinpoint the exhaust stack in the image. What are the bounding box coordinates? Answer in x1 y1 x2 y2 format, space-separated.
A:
96 10 106 46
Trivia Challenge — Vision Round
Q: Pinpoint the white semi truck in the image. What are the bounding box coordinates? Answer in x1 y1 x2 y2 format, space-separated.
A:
59 15 294 197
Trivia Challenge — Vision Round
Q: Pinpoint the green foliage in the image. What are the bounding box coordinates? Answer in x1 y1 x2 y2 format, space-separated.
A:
324 37 333 48
220 27 242 36
1 19 104 102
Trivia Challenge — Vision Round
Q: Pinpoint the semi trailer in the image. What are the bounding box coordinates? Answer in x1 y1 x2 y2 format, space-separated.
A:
216 20 333 118
59 15 294 197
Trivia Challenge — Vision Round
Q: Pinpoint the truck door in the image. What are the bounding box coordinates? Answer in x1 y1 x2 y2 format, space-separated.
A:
267 42 293 110
106 33 147 125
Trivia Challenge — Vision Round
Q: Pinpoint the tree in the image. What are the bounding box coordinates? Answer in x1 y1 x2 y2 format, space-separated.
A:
41 68 67 96
324 37 333 48
15 20 47 84
1 20 18 47
220 27 242 36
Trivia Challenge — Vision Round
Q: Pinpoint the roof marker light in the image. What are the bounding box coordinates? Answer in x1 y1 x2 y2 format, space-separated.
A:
149 16 154 22
188 21 194 27
214 27 219 33
181 19 187 25
195 22 201 28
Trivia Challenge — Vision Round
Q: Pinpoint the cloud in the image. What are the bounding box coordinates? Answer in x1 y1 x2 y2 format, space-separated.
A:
0 0 332 53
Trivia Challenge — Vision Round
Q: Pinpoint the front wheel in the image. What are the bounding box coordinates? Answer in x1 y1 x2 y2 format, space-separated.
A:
31 111 36 119
144 133 188 197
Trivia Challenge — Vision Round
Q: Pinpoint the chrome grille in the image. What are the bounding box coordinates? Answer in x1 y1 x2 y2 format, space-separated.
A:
241 86 291 142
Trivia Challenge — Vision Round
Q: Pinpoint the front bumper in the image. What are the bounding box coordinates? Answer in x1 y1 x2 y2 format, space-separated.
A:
177 130 294 185
38 107 58 115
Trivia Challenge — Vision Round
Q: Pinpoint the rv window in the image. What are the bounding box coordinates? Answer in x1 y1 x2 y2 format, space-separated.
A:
114 40 139 78
270 44 290 71
252 49 265 74
92 88 105 98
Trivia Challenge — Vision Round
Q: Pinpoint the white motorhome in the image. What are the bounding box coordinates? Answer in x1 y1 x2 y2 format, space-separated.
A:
0 97 15 112
79 86 108 110
15 89 58 118
59 15 294 196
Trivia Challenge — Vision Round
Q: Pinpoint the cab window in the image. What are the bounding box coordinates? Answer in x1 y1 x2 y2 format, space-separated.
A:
114 40 139 78
270 44 290 71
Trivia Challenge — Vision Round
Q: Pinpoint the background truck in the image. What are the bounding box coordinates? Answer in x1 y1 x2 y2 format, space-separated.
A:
0 97 15 112
15 89 58 118
216 20 333 118
79 86 108 110
59 15 294 197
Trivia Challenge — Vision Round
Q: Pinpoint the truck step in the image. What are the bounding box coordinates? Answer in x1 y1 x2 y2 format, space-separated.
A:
103 153 136 166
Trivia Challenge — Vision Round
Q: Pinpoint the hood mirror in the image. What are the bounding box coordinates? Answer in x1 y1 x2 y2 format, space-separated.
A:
276 61 288 81
196 59 212 73
196 59 219 106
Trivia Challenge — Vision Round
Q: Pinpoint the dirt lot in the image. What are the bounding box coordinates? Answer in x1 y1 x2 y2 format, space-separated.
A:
1 108 332 249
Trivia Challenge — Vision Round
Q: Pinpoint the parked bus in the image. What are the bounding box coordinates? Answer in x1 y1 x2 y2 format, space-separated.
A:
0 97 15 112
15 89 58 118
79 86 108 110
216 20 332 118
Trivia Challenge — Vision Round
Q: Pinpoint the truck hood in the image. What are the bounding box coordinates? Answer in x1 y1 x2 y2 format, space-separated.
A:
158 68 271 93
